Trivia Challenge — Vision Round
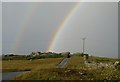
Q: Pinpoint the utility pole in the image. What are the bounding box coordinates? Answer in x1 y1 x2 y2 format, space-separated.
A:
82 38 86 54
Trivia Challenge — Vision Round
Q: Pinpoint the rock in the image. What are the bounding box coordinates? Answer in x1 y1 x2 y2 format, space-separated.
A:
114 61 120 68
79 72 87 76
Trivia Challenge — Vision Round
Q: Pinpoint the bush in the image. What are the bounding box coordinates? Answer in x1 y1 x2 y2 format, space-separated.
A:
74 52 84 57
96 58 110 62
61 52 70 58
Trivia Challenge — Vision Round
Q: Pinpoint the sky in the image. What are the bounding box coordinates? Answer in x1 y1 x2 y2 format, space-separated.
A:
2 2 118 58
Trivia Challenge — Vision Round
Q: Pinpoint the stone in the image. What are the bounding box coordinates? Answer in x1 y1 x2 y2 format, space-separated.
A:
114 61 120 68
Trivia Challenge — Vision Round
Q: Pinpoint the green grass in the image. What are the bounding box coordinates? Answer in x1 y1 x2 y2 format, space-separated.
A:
88 56 120 63
13 68 95 80
0 60 2 72
65 55 120 80
2 55 120 80
2 58 62 72
65 55 86 69
14 68 120 80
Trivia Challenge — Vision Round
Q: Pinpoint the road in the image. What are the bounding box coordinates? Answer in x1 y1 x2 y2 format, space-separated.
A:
57 58 69 68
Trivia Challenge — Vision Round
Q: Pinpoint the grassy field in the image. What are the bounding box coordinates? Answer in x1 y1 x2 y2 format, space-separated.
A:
2 55 120 80
0 60 2 72
65 55 86 69
2 58 62 72
65 55 120 80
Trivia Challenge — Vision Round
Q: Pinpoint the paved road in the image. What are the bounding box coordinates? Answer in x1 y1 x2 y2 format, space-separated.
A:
57 58 69 68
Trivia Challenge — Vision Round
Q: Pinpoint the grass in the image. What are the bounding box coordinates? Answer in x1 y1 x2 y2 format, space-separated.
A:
65 55 120 80
14 67 120 80
88 56 120 63
2 58 62 72
13 68 95 80
2 55 120 80
0 60 2 72
65 56 86 69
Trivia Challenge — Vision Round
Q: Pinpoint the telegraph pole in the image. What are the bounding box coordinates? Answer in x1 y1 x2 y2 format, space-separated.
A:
82 38 86 54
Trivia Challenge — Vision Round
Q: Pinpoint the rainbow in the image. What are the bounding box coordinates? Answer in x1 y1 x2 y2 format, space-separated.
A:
47 2 80 52
12 4 40 54
13 2 80 54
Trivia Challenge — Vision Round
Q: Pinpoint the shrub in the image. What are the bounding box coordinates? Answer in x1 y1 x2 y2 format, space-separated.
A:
61 52 70 58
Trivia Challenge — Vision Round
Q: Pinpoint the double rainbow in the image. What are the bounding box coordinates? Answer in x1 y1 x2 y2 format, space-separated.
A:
13 2 80 54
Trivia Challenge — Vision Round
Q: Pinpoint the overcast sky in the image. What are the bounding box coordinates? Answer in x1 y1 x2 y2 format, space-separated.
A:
2 2 118 58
